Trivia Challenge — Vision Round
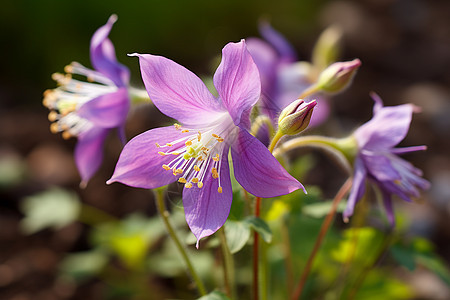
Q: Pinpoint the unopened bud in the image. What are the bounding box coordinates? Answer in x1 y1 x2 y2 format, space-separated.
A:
316 59 361 94
312 25 343 71
278 99 317 135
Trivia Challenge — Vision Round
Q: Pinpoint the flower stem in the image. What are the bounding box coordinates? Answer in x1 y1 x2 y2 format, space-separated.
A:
251 115 275 138
298 84 319 99
129 87 151 105
218 227 236 299
154 188 207 296
291 178 353 300
268 130 285 153
253 196 262 300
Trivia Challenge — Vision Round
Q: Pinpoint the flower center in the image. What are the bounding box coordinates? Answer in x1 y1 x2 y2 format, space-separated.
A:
43 62 118 139
157 123 226 193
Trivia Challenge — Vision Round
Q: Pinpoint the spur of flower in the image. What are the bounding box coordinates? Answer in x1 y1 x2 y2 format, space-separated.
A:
246 22 332 126
43 15 130 186
343 93 430 225
107 40 304 246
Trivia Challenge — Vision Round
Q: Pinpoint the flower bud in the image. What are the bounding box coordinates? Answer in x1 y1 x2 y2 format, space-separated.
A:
312 25 343 71
278 99 317 135
316 59 361 94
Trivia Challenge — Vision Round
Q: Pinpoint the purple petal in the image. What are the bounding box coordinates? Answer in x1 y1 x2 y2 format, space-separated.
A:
360 151 401 182
90 15 130 87
75 127 109 186
259 21 297 62
355 104 414 150
107 126 186 188
132 53 221 127
231 128 304 197
370 92 384 115
343 157 367 221
78 88 129 128
214 40 261 127
381 190 396 227
390 145 427 155
183 148 232 248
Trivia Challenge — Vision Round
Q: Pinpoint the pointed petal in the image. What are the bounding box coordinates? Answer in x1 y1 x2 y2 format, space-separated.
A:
90 15 130 87
343 157 367 221
78 88 129 128
214 40 261 126
259 21 297 62
355 103 413 150
360 152 401 182
75 127 109 185
183 148 232 247
231 128 304 197
107 126 186 188
131 53 221 127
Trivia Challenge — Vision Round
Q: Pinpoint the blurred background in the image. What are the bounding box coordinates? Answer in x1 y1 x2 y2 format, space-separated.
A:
1 0 450 299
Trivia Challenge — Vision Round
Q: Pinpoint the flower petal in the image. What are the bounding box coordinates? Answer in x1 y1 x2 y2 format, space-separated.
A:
107 126 186 188
90 15 130 87
131 53 221 127
231 128 304 197
183 148 232 248
78 88 129 128
75 127 109 186
355 103 413 150
360 151 401 182
259 21 297 62
343 157 367 221
214 40 261 127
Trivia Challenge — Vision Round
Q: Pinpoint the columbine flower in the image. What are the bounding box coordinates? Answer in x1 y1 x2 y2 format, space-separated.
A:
246 22 330 125
343 93 430 225
107 40 304 246
43 15 130 186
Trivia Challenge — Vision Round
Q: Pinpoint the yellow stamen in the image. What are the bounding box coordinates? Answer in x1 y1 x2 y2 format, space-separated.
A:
48 111 58 122
178 177 187 183
194 165 200 172
166 143 173 147
155 142 161 148
191 177 199 183
162 164 171 170
197 182 204 188
212 134 219 138
218 187 223 193
174 123 182 130
158 151 166 156
176 168 183 174
198 131 202 142
64 65 73 73
212 167 219 179
50 123 59 133
212 154 220 162
182 129 189 133
62 131 72 140
185 183 193 188
185 140 192 146
217 138 224 143
172 152 180 155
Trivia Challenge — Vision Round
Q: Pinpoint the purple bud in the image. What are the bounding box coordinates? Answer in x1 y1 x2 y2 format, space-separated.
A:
316 59 361 93
278 99 317 135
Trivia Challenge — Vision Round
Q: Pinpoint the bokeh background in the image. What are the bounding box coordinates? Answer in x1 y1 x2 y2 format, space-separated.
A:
1 0 450 299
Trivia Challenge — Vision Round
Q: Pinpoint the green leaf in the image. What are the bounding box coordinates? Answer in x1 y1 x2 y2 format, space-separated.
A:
224 220 251 254
197 290 230 300
302 200 346 218
244 216 272 243
390 244 416 271
20 187 80 234
59 250 108 281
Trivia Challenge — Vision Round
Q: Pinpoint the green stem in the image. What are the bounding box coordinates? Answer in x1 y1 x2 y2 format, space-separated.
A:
291 178 353 300
298 84 319 99
218 227 236 299
273 135 356 175
154 188 207 296
253 196 262 300
268 130 285 153
129 87 151 105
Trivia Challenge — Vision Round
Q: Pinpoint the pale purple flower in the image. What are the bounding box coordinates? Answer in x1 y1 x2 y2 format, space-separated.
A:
107 40 304 246
246 22 329 126
343 94 430 225
43 15 130 186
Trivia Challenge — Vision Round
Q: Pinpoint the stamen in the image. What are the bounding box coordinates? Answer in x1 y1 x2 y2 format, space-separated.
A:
217 138 224 143
212 154 220 162
174 123 182 130
218 187 223 193
155 143 161 148
64 65 73 73
166 143 173 147
185 183 193 188
212 167 219 179
62 131 72 140
178 177 187 183
50 123 59 133
162 164 171 170
191 177 199 183
197 182 204 188
48 111 58 122
158 152 166 156
176 168 183 174
194 165 200 172
212 134 219 138
198 131 202 142
182 130 189 133
185 140 192 146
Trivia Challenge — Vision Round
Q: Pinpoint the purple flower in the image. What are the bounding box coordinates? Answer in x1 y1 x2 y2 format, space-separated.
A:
107 40 304 246
43 15 130 186
246 22 329 126
343 94 430 225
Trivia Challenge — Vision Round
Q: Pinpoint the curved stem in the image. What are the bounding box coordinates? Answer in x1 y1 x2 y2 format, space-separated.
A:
253 196 262 300
291 178 353 300
268 130 285 153
273 135 356 175
218 227 235 299
154 188 207 296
